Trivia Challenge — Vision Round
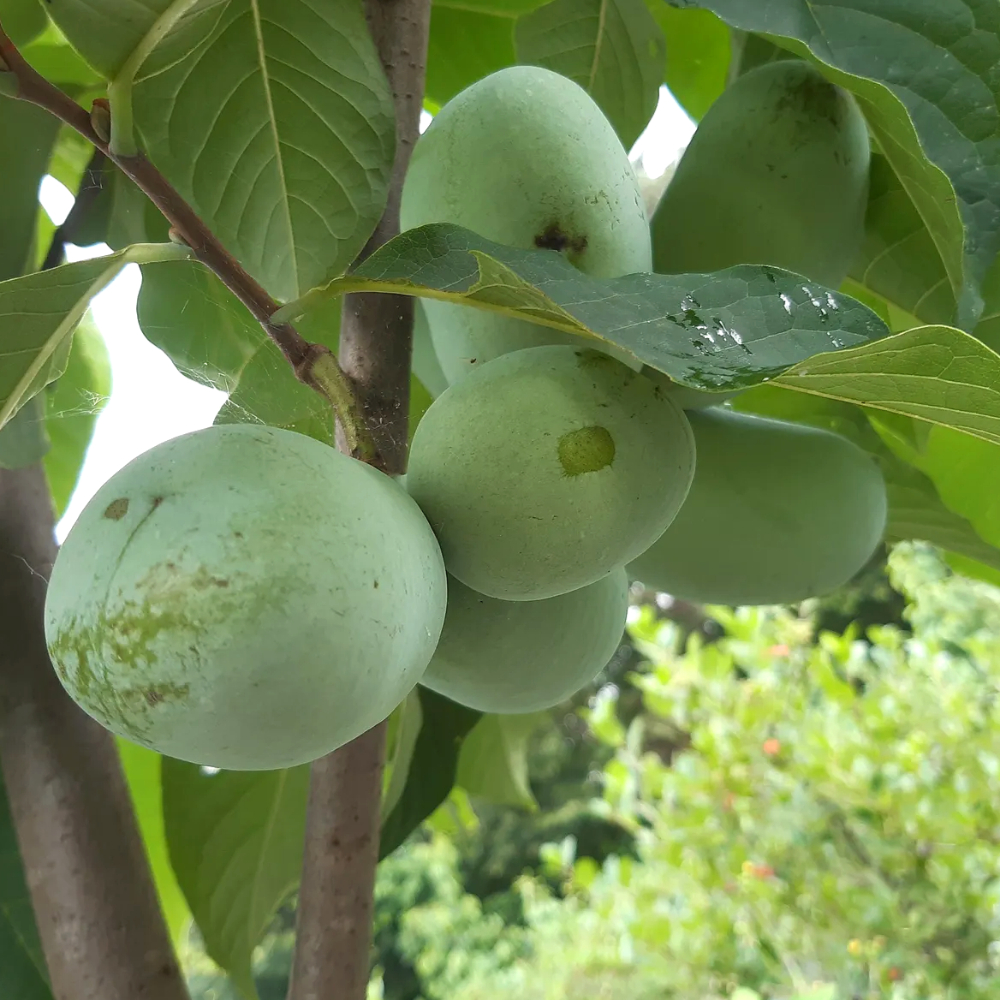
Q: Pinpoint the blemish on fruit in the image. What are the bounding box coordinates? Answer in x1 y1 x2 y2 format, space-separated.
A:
103 498 130 520
534 222 587 262
558 426 615 476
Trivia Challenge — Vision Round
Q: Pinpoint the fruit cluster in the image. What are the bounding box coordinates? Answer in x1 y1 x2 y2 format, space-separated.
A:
43 63 887 772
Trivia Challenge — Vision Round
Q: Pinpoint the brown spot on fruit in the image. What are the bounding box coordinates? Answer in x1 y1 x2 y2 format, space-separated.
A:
534 222 588 262
103 498 130 520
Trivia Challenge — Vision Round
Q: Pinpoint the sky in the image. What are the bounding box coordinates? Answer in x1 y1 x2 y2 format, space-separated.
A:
43 87 695 542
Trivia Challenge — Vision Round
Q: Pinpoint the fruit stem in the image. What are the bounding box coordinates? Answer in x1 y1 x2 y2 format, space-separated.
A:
0 22 381 465
287 3 431 1000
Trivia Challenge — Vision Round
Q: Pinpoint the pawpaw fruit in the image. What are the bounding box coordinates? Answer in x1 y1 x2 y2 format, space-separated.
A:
423 569 628 713
400 65 650 384
44 424 447 770
628 407 887 605
651 59 870 289
406 345 696 601
642 365 741 410
412 299 449 399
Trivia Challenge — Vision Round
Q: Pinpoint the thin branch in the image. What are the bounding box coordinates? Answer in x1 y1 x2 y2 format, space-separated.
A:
288 3 431 999
0 27 378 464
42 146 107 269
0 464 190 1000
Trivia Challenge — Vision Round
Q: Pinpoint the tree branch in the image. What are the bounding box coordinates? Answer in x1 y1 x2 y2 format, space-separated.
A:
0 466 190 1000
288 3 431 999
0 26 378 464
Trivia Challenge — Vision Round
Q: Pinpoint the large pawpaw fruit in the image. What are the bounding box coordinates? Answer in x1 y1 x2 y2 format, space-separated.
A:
44 424 447 770
422 569 628 713
628 408 887 605
651 59 870 288
400 65 650 385
407 345 696 601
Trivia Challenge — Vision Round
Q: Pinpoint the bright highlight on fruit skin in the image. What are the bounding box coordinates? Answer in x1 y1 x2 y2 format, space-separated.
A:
43 424 447 771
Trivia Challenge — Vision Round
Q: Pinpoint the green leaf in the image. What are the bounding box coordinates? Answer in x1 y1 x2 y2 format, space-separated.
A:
47 0 396 301
139 0 395 301
849 153 957 328
0 397 48 470
426 5 517 108
515 0 666 148
456 713 545 809
0 244 188 430
675 0 1000 330
380 687 481 859
0 776 53 1000
882 458 1000 578
137 261 265 391
774 325 1000 446
116 741 191 947
162 761 309 1000
382 691 424 820
0 0 46 46
213 296 340 442
282 223 888 392
20 30 106 88
645 2 729 122
42 316 111 518
0 97 60 281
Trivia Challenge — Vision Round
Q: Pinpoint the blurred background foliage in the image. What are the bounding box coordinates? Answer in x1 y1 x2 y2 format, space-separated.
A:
182 539 1000 1000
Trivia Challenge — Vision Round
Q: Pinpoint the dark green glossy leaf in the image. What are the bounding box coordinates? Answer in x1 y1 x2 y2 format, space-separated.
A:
380 687 481 859
515 0 665 148
42 316 110 518
162 760 309 1000
282 223 888 393
0 776 52 1000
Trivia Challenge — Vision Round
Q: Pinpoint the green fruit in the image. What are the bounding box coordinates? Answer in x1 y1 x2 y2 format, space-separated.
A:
628 408 887 605
423 570 629 713
407 345 696 601
651 60 870 289
44 424 447 770
401 66 650 385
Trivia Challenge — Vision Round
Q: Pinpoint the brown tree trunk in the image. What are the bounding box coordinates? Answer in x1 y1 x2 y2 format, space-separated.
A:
0 464 188 1000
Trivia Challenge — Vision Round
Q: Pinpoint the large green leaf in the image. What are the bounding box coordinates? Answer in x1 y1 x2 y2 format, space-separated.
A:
381 691 424 821
0 97 60 281
137 261 265 392
426 4 517 108
774 325 1000 446
644 2 729 121
379 687 481 859
0 0 46 46
162 761 309 1000
42 316 111 518
46 0 396 302
514 0 665 149
116 741 191 947
675 0 1000 331
849 153 957 329
0 244 188 430
456 713 545 810
0 777 53 1000
280 223 888 392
